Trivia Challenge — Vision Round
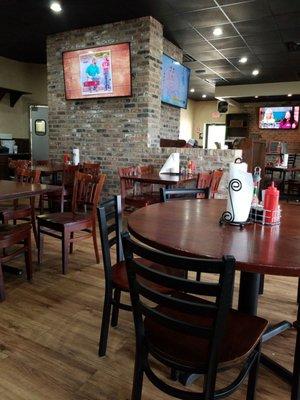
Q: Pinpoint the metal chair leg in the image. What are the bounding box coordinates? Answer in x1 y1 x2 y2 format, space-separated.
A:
111 288 121 327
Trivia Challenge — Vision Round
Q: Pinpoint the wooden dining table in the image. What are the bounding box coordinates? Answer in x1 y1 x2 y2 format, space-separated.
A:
128 199 300 400
121 172 197 187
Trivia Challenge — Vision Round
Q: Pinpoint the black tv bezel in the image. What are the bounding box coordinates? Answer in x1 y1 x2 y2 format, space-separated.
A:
258 105 299 130
62 41 132 101
161 53 191 110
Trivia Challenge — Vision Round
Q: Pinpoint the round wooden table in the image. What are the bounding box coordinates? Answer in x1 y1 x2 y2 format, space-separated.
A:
128 199 300 400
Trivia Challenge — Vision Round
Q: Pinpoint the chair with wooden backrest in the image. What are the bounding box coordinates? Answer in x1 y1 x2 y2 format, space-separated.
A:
160 187 209 202
196 171 212 199
8 159 32 180
97 195 185 357
122 234 268 400
0 223 32 301
209 169 224 198
42 164 79 212
118 166 159 209
0 168 41 246
37 171 106 274
81 162 101 177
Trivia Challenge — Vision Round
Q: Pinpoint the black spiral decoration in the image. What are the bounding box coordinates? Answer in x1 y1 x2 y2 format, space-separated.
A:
219 178 243 227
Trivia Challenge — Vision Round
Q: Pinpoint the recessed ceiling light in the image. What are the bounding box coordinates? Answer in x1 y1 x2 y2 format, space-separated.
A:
202 94 207 98
287 93 292 97
255 96 259 98
213 27 223 37
190 88 195 93
239 57 248 64
50 1 62 12
252 69 259 76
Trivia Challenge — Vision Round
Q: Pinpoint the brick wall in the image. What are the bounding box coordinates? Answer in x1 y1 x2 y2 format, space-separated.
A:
47 16 239 198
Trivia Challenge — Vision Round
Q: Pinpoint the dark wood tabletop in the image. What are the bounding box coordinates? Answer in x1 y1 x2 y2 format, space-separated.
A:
123 173 197 185
128 199 300 277
0 180 62 201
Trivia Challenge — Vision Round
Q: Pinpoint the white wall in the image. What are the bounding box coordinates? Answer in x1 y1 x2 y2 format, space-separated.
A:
0 57 47 138
179 99 195 141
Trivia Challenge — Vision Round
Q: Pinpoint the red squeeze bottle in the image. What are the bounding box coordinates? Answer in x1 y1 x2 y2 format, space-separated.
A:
264 182 279 224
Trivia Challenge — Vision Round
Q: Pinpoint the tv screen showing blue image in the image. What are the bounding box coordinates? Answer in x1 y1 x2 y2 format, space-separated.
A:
161 54 190 109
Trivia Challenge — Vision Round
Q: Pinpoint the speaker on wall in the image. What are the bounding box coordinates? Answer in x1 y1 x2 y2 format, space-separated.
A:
218 101 228 113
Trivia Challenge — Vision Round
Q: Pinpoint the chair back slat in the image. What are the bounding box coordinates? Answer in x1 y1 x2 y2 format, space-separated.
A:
197 172 212 199
15 168 41 184
132 259 221 296
140 303 212 338
9 159 31 171
72 171 105 213
123 234 236 372
118 166 137 192
97 196 124 275
81 162 101 177
137 281 218 316
209 169 223 198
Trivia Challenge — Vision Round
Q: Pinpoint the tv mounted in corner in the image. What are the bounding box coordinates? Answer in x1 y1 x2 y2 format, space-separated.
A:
62 42 132 100
259 106 299 130
161 54 190 109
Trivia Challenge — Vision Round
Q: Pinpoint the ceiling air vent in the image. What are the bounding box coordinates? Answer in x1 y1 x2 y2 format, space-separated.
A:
195 69 206 74
285 41 300 52
183 53 196 63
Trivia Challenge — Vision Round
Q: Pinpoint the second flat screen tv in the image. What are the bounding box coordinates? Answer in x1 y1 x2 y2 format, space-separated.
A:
161 54 190 109
259 106 299 130
63 42 132 100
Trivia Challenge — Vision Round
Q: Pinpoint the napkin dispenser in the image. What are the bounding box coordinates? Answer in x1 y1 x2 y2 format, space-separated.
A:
160 153 180 174
220 160 254 228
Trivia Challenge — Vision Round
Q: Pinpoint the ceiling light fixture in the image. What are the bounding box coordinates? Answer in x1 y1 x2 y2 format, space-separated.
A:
50 1 62 13
287 93 292 97
239 57 248 64
255 96 259 98
213 27 223 37
190 88 195 93
202 94 207 98
252 69 259 76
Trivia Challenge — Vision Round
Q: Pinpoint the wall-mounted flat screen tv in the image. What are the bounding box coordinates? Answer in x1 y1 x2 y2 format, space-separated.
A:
161 54 190 109
62 42 132 100
259 106 299 130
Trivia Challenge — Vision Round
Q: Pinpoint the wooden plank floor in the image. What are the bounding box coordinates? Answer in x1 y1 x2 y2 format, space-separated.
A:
0 231 295 399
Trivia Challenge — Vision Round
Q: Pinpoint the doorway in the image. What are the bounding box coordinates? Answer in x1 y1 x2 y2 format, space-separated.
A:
205 124 226 149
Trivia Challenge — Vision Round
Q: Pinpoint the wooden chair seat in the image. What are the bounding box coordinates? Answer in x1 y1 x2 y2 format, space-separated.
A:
145 292 267 371
37 211 92 230
112 259 184 293
0 222 31 241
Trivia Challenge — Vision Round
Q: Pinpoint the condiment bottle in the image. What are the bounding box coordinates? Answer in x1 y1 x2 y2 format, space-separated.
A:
264 182 279 224
187 160 192 174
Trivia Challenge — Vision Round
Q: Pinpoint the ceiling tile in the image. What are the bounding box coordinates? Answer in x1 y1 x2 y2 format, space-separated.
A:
250 42 287 55
269 0 300 15
210 36 245 50
243 31 282 46
182 8 228 28
195 23 238 40
189 50 224 61
274 13 300 30
234 17 277 35
222 0 271 22
167 0 216 12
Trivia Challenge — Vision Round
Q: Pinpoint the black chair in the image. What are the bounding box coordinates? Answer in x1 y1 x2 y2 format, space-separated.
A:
160 187 209 203
123 233 268 400
97 195 185 357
